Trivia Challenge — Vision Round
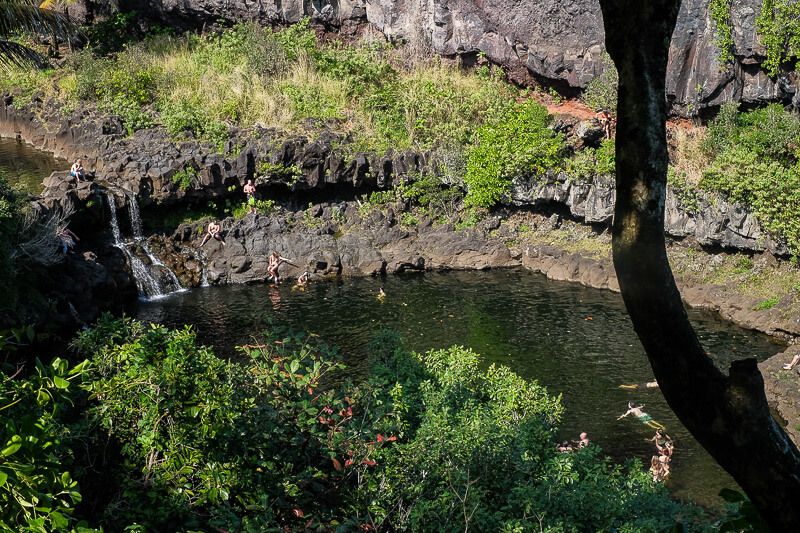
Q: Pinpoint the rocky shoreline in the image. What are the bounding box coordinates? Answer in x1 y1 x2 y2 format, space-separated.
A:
4 97 800 443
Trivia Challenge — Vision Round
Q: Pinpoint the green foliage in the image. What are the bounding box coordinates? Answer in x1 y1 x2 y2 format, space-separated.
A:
231 198 276 219
756 0 800 76
752 296 779 310
465 100 565 208
0 357 93 532
668 167 703 214
717 488 771 531
583 52 618 113
699 104 800 255
566 139 616 181
171 166 197 191
709 0 735 65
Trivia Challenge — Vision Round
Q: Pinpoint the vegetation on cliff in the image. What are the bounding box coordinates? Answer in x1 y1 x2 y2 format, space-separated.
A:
0 317 712 531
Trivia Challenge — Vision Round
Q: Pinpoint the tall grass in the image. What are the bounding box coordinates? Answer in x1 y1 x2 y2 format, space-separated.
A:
3 20 521 152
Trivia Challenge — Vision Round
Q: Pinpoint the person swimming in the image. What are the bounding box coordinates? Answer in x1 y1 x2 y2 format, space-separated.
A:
292 271 310 290
617 401 665 430
377 287 386 301
618 381 659 390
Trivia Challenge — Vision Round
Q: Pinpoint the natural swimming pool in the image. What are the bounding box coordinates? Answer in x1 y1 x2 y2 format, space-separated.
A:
135 268 784 508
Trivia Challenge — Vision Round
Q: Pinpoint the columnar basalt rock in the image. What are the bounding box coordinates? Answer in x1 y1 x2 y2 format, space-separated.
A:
111 0 796 114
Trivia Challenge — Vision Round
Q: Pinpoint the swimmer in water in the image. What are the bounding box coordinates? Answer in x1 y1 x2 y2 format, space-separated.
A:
292 271 310 290
618 381 659 390
377 287 386 301
617 402 665 430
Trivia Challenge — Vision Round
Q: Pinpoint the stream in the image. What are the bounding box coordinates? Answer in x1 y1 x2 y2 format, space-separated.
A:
136 269 784 509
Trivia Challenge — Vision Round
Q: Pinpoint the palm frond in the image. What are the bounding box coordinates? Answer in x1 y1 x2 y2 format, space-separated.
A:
0 0 74 41
0 39 48 68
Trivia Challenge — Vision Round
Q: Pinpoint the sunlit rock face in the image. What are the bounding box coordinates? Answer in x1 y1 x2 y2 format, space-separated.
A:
109 0 794 115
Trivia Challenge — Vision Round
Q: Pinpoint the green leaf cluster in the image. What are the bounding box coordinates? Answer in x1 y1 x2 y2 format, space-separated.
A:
709 0 735 65
464 100 565 208
0 357 95 533
700 103 800 255
756 0 800 76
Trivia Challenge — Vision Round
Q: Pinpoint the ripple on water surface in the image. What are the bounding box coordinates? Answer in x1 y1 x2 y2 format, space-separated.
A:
136 269 784 508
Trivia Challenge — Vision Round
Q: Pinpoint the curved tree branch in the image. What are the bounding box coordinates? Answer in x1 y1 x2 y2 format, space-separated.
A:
598 0 800 528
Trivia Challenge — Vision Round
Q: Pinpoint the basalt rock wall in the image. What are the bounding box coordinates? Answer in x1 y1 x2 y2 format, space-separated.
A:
111 0 796 115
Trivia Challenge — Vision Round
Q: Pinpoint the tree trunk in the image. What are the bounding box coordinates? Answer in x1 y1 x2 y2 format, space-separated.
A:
598 0 800 528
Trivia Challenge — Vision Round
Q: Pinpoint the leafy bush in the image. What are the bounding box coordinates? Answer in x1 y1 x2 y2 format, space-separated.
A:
709 0 735 64
171 166 197 191
465 100 565 208
0 357 93 532
699 104 800 255
756 0 800 76
566 139 616 181
583 52 618 113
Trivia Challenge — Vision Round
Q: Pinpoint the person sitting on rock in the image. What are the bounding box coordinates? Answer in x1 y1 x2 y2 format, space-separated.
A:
70 159 86 181
268 251 291 284
200 220 225 247
243 179 257 214
578 431 590 448
783 353 800 370
58 225 79 254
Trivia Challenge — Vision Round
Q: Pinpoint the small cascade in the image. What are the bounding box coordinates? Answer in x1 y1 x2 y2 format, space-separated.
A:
106 192 163 299
127 194 184 293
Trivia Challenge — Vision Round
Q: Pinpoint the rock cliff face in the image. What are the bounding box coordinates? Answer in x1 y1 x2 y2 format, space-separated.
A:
116 0 796 114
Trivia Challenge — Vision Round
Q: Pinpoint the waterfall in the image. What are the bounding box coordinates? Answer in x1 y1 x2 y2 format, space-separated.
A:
106 192 185 300
126 194 184 293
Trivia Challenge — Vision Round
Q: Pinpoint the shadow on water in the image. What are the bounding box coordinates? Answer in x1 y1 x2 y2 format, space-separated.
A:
0 137 68 194
136 269 784 509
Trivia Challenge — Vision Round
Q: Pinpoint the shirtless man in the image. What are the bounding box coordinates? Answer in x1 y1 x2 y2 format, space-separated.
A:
293 271 310 290
617 401 665 430
578 432 590 448
243 179 257 213
200 220 225 246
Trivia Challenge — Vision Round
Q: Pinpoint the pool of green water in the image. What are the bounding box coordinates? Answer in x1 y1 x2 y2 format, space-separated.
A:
135 269 784 508
0 137 68 194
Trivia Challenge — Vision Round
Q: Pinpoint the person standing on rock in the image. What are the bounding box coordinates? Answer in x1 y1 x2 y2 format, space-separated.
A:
595 109 614 139
70 159 86 181
58 225 79 254
200 220 225 247
268 251 293 284
243 179 257 214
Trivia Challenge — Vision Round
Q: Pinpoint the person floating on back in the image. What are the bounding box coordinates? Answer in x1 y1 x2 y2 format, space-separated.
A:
70 159 86 181
200 220 225 247
616 401 665 430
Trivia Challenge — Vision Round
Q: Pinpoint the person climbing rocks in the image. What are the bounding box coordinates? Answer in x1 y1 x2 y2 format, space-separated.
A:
200 220 225 247
70 159 86 181
594 109 615 139
58 225 79 254
243 179 257 214
616 401 665 430
268 251 294 284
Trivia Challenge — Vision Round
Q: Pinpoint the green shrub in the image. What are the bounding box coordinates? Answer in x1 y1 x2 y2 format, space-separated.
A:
0 357 94 532
567 139 616 181
753 296 779 310
583 52 618 113
756 0 800 76
231 198 276 219
171 166 198 191
464 100 565 208
709 0 735 64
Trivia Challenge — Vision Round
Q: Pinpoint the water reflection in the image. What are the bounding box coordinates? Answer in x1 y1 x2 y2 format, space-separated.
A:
136 269 783 507
0 137 68 194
